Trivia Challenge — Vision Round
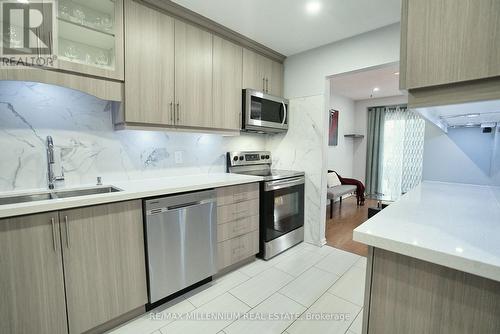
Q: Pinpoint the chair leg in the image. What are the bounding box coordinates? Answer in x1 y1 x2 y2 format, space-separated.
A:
330 199 333 219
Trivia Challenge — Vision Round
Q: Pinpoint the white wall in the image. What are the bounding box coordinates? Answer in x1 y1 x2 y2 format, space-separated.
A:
422 124 496 186
327 93 355 177
284 23 401 99
352 95 408 183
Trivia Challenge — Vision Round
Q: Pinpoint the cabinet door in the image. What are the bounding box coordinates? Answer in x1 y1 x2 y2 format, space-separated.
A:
54 0 125 80
269 60 284 96
60 201 147 334
175 20 213 128
243 48 272 93
404 0 500 89
213 36 243 131
0 213 67 334
124 0 175 125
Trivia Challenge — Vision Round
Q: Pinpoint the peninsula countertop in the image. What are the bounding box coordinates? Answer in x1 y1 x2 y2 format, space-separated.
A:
0 173 263 219
354 181 500 282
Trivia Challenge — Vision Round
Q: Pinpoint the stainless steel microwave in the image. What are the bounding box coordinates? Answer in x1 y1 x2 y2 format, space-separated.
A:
242 89 289 133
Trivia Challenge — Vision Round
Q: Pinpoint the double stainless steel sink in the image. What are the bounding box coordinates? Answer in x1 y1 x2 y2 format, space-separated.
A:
0 186 122 206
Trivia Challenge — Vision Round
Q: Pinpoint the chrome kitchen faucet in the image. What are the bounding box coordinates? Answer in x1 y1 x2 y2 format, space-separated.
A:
46 136 65 189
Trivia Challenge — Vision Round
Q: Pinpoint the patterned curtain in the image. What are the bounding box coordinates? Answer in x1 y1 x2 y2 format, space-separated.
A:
381 106 425 199
365 105 425 200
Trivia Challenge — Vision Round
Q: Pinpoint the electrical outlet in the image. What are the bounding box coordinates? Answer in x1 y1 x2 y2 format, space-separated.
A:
174 151 183 164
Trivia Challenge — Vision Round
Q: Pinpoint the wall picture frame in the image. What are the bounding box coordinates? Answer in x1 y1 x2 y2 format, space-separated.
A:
329 109 339 146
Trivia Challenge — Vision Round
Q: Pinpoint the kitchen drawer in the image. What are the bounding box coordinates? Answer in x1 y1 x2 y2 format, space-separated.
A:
216 183 259 206
217 198 259 225
217 214 259 242
217 231 259 270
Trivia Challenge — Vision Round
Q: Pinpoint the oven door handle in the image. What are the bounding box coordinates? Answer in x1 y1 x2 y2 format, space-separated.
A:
265 177 305 192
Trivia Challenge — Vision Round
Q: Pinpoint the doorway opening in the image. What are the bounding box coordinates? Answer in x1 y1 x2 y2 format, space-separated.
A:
324 62 424 256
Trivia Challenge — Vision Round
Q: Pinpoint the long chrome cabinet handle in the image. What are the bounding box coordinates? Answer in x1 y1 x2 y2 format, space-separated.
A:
266 78 269 93
263 77 266 92
64 215 70 248
170 102 174 123
176 103 180 122
51 217 56 252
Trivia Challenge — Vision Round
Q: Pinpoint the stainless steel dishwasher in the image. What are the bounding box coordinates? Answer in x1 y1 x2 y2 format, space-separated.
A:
144 189 217 303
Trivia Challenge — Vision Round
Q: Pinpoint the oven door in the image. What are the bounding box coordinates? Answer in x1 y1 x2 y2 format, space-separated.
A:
244 89 289 132
261 177 305 243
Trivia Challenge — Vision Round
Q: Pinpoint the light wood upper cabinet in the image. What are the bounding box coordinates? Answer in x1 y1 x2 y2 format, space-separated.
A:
118 2 285 132
401 0 500 90
243 48 284 96
124 0 175 125
54 0 125 81
270 60 284 97
0 212 68 334
243 48 272 93
213 36 243 131
60 201 147 334
175 20 213 128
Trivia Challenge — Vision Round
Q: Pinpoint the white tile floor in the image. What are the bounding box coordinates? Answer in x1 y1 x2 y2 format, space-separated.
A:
108 243 366 334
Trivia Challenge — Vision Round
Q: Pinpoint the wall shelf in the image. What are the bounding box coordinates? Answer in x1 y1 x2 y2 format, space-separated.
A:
344 134 365 139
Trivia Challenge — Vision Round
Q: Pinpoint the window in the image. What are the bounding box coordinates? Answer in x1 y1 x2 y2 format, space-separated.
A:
366 105 425 200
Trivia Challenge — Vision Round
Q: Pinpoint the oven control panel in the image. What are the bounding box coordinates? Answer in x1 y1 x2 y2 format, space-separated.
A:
227 151 272 167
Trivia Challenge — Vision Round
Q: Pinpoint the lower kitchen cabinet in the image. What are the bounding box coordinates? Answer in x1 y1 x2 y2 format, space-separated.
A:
0 201 147 334
217 231 259 270
216 183 260 270
60 201 148 334
0 212 68 334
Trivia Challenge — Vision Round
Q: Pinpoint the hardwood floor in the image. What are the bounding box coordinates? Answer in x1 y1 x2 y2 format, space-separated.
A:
325 197 377 257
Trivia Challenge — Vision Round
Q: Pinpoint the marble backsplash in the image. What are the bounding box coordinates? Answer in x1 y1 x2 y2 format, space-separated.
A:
267 95 327 246
0 81 266 192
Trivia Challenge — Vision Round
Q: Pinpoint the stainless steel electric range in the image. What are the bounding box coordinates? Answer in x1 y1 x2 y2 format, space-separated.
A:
227 151 305 260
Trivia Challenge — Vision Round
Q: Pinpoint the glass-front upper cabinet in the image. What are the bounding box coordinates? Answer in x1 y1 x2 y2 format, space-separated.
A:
54 0 124 80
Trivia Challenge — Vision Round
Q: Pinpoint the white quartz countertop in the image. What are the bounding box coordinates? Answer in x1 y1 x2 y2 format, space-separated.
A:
354 181 500 282
0 173 263 219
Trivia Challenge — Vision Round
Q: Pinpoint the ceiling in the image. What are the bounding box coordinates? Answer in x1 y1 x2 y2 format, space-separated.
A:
171 0 401 56
329 63 404 101
419 100 500 130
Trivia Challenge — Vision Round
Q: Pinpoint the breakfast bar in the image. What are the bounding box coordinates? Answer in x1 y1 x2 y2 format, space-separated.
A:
354 182 500 334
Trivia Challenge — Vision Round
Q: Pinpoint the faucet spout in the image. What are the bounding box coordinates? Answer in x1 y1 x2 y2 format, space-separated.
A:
46 136 64 190
47 136 55 164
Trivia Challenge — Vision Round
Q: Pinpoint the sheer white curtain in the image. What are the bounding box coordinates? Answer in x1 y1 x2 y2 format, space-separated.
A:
380 106 425 199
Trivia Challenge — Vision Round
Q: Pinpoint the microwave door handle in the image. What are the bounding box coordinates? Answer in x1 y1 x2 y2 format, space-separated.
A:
281 102 287 126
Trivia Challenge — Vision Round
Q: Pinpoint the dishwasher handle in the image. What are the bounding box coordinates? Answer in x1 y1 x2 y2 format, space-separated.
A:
146 199 215 216
168 200 209 211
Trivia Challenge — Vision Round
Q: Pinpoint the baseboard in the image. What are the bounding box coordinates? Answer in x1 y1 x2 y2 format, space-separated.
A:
84 306 145 334
215 256 257 277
